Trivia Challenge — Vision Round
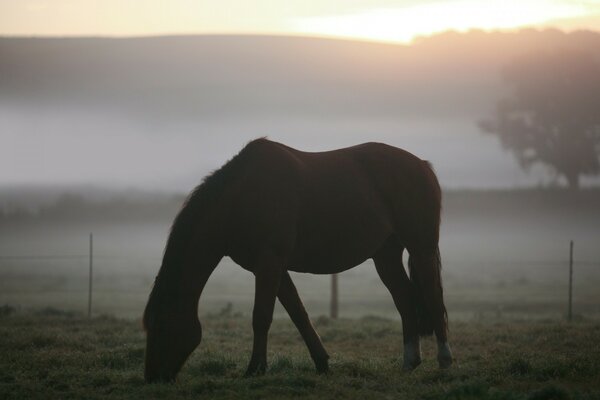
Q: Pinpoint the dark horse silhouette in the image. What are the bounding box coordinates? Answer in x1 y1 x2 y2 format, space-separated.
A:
143 138 452 382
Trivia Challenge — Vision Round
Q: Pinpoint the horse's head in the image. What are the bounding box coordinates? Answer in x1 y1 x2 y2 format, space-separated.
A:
143 291 202 383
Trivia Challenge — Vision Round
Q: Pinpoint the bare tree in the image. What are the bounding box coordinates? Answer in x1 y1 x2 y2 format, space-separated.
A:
480 50 600 189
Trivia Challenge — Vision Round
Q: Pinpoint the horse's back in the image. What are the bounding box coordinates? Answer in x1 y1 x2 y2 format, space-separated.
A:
225 139 441 272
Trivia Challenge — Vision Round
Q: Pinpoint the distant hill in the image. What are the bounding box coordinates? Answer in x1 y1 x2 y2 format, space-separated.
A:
2 29 599 122
1 187 599 226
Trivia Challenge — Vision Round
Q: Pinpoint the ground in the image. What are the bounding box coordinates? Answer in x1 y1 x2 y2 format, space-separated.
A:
1 310 599 400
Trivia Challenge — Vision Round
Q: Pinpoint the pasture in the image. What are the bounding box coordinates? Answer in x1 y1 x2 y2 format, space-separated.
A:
1 190 599 398
1 311 599 399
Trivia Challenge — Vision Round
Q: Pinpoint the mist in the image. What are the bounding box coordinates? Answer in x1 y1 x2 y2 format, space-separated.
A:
4 31 600 192
1 29 599 321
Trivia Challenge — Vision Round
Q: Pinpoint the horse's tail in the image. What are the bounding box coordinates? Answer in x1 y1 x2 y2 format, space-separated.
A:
409 246 448 337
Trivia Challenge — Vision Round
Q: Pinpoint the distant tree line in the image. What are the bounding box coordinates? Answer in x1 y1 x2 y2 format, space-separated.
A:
2 189 599 227
481 49 600 189
0 193 183 224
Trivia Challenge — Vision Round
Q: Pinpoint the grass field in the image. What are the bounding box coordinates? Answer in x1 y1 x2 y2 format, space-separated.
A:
1 310 599 400
1 190 599 398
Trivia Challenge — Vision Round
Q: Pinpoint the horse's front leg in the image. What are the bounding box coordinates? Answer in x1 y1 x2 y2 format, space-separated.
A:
278 271 329 373
245 254 283 376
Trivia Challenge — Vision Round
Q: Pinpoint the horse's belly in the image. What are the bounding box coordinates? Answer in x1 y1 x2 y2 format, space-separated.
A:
288 258 368 274
288 227 389 274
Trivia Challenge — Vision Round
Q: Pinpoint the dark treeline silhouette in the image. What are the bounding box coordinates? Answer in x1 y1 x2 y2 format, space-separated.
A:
2 187 599 226
0 192 182 224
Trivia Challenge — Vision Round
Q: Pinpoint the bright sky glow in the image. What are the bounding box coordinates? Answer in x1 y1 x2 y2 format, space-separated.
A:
0 0 598 42
293 0 590 43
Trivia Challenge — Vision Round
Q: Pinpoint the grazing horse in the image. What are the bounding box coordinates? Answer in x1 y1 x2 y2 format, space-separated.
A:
143 138 452 383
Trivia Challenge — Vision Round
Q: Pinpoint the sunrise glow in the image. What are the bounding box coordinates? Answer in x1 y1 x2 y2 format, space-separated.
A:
292 0 588 43
0 0 598 41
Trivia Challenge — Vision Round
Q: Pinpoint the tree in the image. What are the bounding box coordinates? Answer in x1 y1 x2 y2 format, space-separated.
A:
480 50 600 189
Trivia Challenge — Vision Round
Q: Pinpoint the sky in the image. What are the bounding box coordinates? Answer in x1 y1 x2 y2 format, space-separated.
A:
1 0 599 43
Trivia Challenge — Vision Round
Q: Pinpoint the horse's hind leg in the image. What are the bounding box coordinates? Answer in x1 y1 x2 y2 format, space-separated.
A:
277 271 329 373
373 238 421 370
409 251 453 369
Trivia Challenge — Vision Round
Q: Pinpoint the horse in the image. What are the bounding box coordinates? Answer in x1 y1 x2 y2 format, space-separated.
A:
143 138 453 383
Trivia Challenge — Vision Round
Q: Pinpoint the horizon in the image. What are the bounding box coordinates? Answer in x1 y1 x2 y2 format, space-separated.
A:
1 0 600 43
1 25 599 44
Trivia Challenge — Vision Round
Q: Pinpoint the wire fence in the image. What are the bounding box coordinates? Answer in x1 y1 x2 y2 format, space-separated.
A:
1 236 598 320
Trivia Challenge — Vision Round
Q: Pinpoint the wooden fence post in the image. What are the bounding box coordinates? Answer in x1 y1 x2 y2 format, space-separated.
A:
88 233 93 318
568 240 573 322
330 273 338 319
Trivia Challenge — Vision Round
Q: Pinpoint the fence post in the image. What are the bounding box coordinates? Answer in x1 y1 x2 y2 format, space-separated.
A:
330 273 338 319
568 240 573 322
88 233 93 318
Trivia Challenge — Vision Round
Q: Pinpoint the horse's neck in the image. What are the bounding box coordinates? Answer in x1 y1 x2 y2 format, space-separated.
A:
174 236 222 294
153 253 220 321
157 203 225 313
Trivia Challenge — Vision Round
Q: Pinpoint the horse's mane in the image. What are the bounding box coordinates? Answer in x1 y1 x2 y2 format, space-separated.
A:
143 138 265 329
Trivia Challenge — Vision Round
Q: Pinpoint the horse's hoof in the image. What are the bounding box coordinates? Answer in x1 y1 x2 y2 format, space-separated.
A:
402 340 422 371
244 370 266 377
244 363 267 377
402 357 422 371
315 358 329 374
438 356 453 369
437 341 453 369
